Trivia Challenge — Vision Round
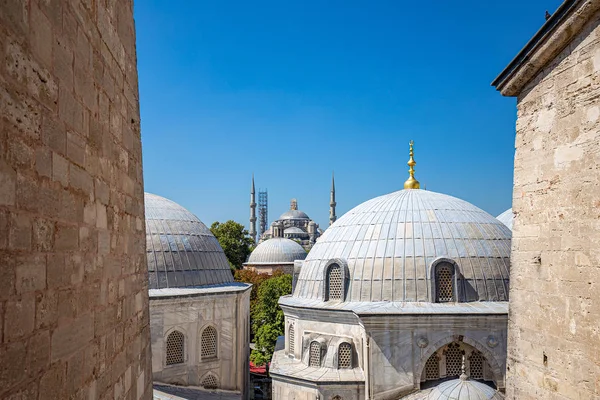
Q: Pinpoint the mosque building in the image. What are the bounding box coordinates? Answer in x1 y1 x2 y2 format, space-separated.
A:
269 142 510 400
144 193 251 397
249 175 338 251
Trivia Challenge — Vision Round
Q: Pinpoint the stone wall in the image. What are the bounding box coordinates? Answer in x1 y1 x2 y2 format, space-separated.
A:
507 9 600 399
0 0 152 399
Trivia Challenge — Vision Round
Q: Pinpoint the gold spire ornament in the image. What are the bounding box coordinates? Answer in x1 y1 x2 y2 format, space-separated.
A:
403 140 420 189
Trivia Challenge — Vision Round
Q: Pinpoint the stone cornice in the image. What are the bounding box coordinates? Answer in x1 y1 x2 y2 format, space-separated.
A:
492 0 600 96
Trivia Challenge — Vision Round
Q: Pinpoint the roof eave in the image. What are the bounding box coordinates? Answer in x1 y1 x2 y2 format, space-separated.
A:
492 0 600 97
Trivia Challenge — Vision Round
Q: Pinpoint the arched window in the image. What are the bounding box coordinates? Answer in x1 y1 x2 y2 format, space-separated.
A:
309 341 321 367
445 343 463 377
338 342 352 369
326 264 343 300
424 352 440 380
332 396 343 400
201 326 218 359
165 330 184 365
201 374 218 389
435 263 455 302
288 324 295 356
469 351 484 379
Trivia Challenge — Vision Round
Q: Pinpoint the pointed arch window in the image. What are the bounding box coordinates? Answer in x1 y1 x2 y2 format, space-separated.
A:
288 324 295 356
309 341 321 367
166 330 184 365
326 264 343 301
201 326 218 359
435 263 455 302
338 342 352 369
424 352 440 380
201 374 218 389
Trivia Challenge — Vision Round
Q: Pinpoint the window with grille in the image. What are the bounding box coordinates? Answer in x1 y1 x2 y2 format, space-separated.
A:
338 342 352 369
165 330 184 365
435 263 455 302
445 343 463 377
469 351 484 379
309 341 321 367
327 264 343 300
289 325 295 355
424 353 440 380
201 374 218 389
201 326 218 359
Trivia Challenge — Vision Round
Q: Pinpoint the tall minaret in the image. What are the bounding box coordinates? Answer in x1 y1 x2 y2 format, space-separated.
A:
329 172 337 226
249 174 257 243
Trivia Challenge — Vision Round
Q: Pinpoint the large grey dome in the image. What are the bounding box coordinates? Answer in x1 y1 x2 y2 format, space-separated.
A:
247 238 307 264
496 208 513 231
145 193 233 289
279 209 310 220
293 189 511 302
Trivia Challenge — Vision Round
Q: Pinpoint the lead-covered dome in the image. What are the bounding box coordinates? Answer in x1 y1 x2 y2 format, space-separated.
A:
293 189 511 302
423 379 503 400
247 238 307 264
279 209 310 220
145 193 233 289
496 208 513 231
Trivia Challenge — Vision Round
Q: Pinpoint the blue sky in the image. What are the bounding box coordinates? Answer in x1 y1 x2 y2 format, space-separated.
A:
135 0 562 231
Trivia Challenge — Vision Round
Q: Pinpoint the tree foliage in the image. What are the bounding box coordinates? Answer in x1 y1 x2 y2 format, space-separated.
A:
210 220 254 270
249 273 292 366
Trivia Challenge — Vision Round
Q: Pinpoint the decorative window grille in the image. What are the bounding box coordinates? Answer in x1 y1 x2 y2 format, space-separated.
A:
436 264 455 302
327 264 343 300
201 374 218 389
425 353 440 380
201 326 218 358
338 342 352 369
289 325 295 355
445 343 463 377
165 330 184 365
469 351 484 379
309 341 321 367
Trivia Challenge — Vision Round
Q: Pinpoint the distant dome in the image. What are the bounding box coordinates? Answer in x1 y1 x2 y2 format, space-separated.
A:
247 238 307 264
279 209 310 220
145 193 233 289
294 189 511 302
496 208 513 231
424 379 503 400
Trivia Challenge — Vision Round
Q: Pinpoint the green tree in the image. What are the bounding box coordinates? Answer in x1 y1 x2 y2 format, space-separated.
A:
250 273 292 366
210 220 254 270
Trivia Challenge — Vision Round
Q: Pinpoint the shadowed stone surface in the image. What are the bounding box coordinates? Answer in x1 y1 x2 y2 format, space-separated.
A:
0 0 152 398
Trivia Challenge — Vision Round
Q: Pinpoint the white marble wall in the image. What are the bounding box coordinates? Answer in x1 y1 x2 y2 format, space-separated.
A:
149 290 250 392
272 307 507 400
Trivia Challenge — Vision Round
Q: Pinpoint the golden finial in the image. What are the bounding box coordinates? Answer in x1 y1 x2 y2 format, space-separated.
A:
403 140 420 189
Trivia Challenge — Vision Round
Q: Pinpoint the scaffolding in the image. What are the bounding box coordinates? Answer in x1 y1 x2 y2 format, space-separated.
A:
258 190 268 238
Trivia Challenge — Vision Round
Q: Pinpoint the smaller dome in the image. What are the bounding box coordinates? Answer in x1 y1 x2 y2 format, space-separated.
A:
279 209 310 220
247 238 307 264
496 208 513 231
425 380 503 400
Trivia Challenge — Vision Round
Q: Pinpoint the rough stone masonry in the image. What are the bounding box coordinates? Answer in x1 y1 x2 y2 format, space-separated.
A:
493 0 600 399
0 0 152 399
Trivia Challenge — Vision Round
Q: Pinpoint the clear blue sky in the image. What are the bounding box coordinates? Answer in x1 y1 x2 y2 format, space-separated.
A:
135 0 562 231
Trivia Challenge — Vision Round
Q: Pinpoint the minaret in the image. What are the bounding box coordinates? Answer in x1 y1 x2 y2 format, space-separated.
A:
249 174 257 243
403 140 421 189
329 172 337 226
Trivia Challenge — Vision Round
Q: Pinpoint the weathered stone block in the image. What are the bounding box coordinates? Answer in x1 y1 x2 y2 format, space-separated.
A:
4 294 35 340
